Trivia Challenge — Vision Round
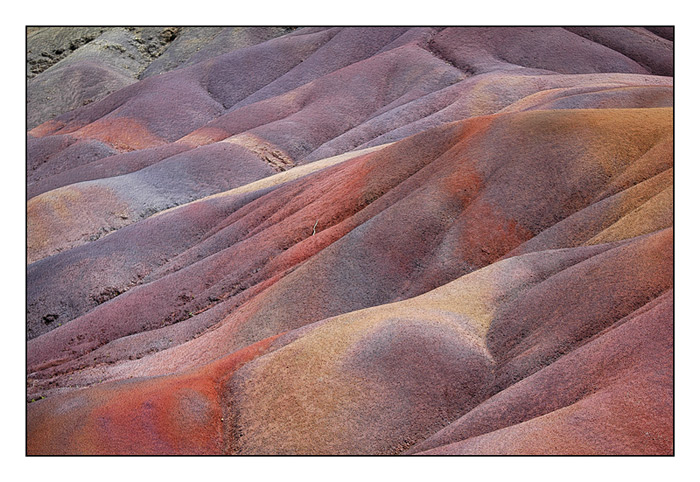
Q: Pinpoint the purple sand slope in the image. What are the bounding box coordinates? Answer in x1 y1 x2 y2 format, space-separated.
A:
26 26 673 455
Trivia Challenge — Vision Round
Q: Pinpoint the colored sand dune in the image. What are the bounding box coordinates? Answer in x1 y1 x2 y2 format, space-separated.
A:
26 26 673 455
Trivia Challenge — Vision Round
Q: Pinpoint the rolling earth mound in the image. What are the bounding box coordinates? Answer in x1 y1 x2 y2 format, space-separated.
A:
26 26 673 455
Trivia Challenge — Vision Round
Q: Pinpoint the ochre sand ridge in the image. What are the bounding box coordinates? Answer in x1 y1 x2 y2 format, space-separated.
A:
26 27 673 455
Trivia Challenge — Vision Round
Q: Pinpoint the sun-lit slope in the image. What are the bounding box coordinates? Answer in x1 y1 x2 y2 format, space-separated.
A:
27 228 671 455
24 29 441 198
27 335 281 455
26 28 672 267
26 143 392 339
411 289 672 455
26 27 674 456
28 26 671 171
25 71 671 265
27 107 671 398
25 29 461 262
222 229 671 455
27 142 280 264
27 70 671 200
